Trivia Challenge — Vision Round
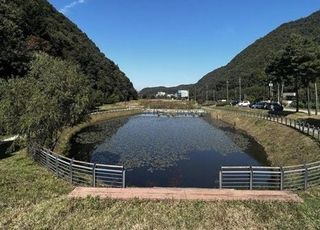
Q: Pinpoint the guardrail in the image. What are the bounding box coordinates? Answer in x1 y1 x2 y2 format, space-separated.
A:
207 107 320 190
90 107 143 115
206 107 320 141
32 147 126 188
219 162 320 190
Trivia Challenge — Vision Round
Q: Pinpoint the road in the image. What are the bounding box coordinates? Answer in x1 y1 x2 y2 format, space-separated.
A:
284 107 319 116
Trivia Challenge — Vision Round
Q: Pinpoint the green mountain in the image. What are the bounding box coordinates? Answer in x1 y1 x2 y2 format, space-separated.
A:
0 0 137 104
139 84 193 98
195 10 320 101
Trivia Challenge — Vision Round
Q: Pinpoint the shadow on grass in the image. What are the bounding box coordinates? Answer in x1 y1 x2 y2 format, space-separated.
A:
0 141 20 160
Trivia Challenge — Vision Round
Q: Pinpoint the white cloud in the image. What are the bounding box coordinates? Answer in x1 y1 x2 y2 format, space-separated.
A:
60 0 86 14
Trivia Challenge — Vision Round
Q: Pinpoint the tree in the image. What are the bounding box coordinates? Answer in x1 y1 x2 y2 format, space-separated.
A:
266 35 320 114
0 53 92 149
0 2 30 79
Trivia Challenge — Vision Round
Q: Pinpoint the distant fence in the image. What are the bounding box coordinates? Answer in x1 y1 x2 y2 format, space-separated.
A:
32 147 126 188
90 107 143 115
207 107 320 190
207 107 320 141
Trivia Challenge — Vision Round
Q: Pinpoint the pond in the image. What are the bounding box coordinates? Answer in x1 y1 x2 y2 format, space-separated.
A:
69 113 269 188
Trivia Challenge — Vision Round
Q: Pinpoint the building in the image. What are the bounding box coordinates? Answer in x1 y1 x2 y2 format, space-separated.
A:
177 90 189 100
155 91 166 97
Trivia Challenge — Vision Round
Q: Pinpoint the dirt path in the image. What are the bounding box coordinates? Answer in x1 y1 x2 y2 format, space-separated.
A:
68 187 302 202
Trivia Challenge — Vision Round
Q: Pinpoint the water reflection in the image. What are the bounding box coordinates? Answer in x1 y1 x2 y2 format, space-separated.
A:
70 113 268 187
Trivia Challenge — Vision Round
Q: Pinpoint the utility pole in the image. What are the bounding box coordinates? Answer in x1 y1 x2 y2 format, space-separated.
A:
239 76 242 102
226 80 229 101
277 82 280 103
269 82 273 102
194 86 197 101
206 84 208 101
315 82 318 115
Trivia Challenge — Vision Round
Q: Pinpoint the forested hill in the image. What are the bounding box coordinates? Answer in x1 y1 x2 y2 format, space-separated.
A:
140 84 193 98
194 10 320 101
0 0 137 104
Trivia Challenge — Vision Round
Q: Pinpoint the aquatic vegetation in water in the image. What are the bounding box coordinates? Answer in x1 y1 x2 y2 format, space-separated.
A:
73 114 251 171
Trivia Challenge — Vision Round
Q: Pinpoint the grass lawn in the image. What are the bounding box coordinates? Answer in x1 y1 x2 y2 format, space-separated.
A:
207 109 320 166
1 150 320 229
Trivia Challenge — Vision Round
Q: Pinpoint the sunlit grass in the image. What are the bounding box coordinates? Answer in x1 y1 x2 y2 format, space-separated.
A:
1 149 320 229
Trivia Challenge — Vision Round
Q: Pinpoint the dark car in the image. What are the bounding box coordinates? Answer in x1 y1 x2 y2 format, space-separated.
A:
251 102 268 109
230 100 239 106
267 102 284 112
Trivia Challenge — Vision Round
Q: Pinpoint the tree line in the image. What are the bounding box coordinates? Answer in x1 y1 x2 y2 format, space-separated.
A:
265 34 320 115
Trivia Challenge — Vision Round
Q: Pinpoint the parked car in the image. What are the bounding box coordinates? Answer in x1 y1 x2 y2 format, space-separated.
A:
230 100 239 106
238 100 251 107
250 101 268 109
267 102 284 112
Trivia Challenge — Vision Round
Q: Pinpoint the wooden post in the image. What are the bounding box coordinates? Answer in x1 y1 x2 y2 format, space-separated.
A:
307 124 310 135
92 163 96 187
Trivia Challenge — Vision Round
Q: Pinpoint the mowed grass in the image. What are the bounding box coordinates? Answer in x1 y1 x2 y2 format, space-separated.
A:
1 150 320 229
208 109 320 166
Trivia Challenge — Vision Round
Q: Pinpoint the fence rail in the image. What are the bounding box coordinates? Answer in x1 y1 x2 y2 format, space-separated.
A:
32 148 126 188
208 107 320 190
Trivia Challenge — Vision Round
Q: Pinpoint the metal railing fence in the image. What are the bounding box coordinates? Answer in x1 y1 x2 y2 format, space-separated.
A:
207 107 320 190
32 147 125 188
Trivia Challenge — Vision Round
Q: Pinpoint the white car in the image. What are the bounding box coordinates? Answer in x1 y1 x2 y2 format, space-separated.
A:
238 100 251 107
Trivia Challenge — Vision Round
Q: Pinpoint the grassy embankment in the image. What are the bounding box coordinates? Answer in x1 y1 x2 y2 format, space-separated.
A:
1 150 320 229
207 108 320 166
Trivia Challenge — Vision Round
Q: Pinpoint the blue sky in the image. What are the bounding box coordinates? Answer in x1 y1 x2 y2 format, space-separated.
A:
49 0 319 90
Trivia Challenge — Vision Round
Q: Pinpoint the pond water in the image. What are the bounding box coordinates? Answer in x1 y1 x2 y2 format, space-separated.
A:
70 113 268 188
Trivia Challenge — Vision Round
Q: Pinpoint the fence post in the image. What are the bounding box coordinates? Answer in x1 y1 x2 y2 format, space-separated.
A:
294 120 296 129
250 166 253 190
289 119 292 127
122 170 126 188
280 167 284 190
307 124 310 135
304 164 308 190
92 163 96 187
70 158 73 184
219 171 222 189
55 156 59 176
312 126 315 138
46 151 49 166
318 127 320 141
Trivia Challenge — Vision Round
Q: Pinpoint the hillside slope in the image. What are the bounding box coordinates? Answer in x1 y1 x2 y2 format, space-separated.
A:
0 0 137 103
195 11 320 101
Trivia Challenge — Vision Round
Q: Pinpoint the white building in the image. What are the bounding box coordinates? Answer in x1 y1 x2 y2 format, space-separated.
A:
177 90 189 100
156 91 166 97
